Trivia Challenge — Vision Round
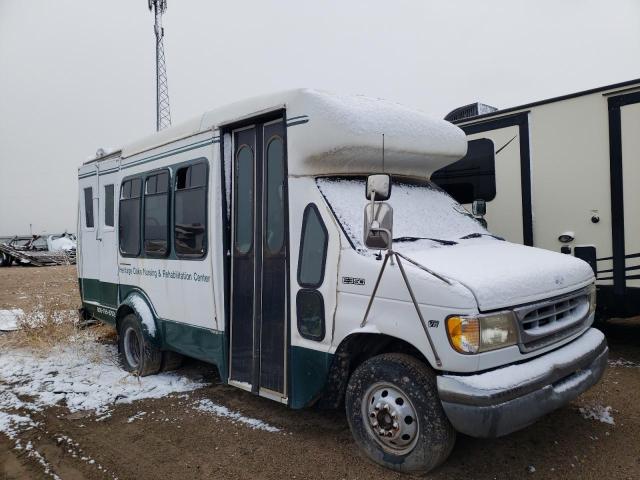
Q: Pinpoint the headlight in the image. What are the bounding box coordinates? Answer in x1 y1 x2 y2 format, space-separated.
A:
588 284 597 316
446 311 518 354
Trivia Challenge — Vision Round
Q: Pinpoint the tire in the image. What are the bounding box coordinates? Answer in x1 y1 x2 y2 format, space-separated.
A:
0 253 10 267
117 313 162 376
161 350 184 372
345 353 456 473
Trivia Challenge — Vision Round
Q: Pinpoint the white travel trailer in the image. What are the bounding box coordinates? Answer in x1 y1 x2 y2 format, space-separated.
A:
77 89 607 473
440 79 640 319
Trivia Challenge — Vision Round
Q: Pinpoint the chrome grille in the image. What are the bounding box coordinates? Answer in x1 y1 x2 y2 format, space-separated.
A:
514 287 591 353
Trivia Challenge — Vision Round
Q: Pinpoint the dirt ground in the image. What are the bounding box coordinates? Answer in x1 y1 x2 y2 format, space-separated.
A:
1 265 639 480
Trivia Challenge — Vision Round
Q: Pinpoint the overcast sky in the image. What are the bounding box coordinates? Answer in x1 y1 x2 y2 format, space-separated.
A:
1 0 638 236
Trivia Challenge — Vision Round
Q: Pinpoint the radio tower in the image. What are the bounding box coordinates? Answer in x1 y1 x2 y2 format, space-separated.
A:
148 0 171 131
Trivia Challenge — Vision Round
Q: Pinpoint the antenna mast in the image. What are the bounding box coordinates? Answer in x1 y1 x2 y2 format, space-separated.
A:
148 0 171 131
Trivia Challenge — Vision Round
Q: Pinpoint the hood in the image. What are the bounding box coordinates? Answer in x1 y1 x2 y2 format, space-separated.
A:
403 241 594 310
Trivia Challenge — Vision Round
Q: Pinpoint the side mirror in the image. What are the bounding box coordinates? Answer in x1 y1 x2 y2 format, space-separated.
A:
472 199 486 217
363 203 393 250
366 174 391 201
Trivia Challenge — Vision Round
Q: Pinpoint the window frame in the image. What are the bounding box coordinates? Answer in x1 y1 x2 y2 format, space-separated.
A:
173 158 209 260
296 203 329 288
296 288 326 341
264 135 285 256
143 168 171 258
103 184 115 229
118 176 143 258
233 144 255 256
83 186 94 230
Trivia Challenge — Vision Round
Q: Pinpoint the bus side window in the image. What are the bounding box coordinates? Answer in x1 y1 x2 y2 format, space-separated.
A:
144 171 170 256
296 204 328 341
119 178 142 256
431 138 496 204
83 187 94 229
174 162 208 258
104 184 114 227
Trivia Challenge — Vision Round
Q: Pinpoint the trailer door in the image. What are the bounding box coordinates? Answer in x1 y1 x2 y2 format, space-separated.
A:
228 117 289 401
608 92 640 309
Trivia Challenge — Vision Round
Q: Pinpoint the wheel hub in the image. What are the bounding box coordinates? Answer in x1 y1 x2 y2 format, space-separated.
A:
363 383 419 454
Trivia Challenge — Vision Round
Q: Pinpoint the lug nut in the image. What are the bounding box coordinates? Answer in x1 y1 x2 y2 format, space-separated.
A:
392 421 398 429
383 404 390 411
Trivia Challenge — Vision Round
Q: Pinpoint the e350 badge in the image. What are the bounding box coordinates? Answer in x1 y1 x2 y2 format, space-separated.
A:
342 276 365 286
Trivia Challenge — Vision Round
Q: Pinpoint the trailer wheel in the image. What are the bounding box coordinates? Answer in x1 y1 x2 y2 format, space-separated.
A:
161 350 184 372
345 353 455 473
117 313 161 376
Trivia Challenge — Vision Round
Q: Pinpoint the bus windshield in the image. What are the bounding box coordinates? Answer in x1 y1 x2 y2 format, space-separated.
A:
316 176 493 255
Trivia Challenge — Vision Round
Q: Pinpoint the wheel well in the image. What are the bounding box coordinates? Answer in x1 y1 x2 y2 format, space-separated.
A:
319 333 432 410
115 305 134 332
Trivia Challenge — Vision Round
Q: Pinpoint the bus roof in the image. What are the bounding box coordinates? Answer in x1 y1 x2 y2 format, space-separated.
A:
98 89 467 178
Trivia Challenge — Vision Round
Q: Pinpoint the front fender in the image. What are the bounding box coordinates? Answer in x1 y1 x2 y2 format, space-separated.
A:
119 292 161 348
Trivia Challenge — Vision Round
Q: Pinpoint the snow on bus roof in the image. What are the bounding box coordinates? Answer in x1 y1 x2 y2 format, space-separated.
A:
119 89 467 177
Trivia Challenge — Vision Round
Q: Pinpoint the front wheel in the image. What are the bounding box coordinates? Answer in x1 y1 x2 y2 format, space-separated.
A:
345 353 456 473
117 313 161 376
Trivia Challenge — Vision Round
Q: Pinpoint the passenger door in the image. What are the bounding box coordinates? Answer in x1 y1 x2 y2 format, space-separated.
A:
97 160 119 309
228 117 289 401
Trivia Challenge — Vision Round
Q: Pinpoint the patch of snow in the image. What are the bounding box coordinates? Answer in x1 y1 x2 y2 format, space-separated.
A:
24 441 61 480
0 412 36 439
128 296 156 337
194 399 281 432
0 342 205 417
608 358 639 368
127 411 147 423
0 309 23 331
580 405 615 425
442 329 604 391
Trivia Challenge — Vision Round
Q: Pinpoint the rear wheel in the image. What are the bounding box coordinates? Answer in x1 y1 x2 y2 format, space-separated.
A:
345 353 455 473
0 253 10 267
117 313 161 376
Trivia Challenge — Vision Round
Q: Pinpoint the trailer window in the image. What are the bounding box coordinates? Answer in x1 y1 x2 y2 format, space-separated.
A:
119 178 142 256
297 204 328 288
83 187 94 228
104 184 114 227
175 162 207 258
431 138 496 204
144 171 169 256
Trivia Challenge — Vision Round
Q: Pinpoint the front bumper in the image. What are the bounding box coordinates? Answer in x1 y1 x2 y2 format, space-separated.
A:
437 328 608 438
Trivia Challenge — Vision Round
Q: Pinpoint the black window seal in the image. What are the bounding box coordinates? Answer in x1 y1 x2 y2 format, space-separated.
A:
296 288 326 341
264 134 285 256
104 184 115 228
233 144 255 256
143 168 171 258
83 186 94 229
173 159 209 260
118 176 143 258
297 203 329 288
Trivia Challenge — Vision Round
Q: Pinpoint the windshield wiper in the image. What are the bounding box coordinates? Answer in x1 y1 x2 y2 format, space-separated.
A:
393 236 458 246
459 233 505 241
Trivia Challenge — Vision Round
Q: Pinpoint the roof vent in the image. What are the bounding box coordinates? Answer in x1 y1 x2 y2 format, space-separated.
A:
444 102 498 122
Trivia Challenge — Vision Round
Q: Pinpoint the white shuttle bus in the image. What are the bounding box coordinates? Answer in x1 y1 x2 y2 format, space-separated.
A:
77 89 607 473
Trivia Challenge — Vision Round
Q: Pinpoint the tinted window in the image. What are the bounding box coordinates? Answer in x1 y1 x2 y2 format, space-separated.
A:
144 171 169 256
297 204 328 287
296 289 325 341
265 137 285 254
119 178 142 256
235 146 254 254
84 187 94 228
431 138 496 204
104 184 114 227
175 163 207 257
